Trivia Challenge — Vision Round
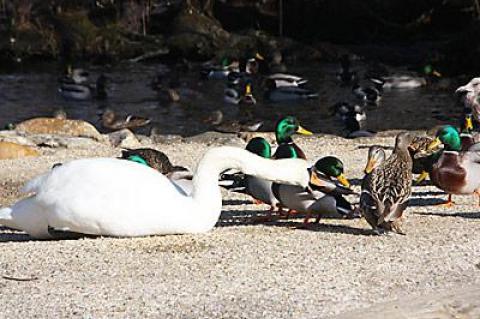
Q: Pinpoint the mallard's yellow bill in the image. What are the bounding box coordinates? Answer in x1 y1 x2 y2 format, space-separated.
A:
297 125 313 136
427 137 442 151
245 84 252 95
336 174 350 188
414 171 429 185
364 159 376 174
465 116 473 131
255 53 265 61
432 70 442 77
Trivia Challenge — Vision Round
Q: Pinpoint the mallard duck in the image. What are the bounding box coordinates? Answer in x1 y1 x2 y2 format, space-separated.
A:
268 50 287 73
204 110 263 133
101 109 151 131
360 132 414 234
352 81 383 105
119 148 189 177
0 146 314 239
59 73 108 101
273 156 356 224
265 80 318 102
200 58 240 80
224 82 257 105
273 116 312 159
382 75 427 89
408 135 440 184
120 148 192 195
363 145 386 175
242 137 281 211
460 113 480 150
336 55 357 85
265 73 307 88
427 125 480 206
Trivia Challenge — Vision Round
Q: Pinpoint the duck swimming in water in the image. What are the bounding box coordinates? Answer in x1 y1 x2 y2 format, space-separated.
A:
101 109 151 131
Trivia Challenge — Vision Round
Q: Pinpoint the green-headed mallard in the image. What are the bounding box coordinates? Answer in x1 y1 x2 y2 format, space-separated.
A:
224 81 256 105
273 116 312 159
200 58 240 80
360 132 414 235
273 156 356 224
427 125 480 206
243 137 281 211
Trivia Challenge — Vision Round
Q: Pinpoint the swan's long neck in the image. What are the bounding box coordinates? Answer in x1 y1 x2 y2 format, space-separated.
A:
191 146 310 225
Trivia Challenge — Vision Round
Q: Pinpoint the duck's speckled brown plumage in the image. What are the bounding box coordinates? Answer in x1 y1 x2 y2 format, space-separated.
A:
120 148 186 175
361 133 414 234
408 135 437 175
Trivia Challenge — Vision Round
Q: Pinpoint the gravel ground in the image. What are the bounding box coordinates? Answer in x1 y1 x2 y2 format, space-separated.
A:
0 133 479 318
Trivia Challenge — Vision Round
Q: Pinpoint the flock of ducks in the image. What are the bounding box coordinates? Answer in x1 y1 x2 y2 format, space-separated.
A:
1 52 480 240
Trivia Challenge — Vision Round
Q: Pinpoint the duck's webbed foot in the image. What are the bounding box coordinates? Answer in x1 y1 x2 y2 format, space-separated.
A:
435 194 454 208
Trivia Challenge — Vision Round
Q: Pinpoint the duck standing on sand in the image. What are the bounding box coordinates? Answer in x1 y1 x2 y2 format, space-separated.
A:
273 116 312 159
360 132 414 234
273 156 357 224
427 125 480 207
101 109 151 131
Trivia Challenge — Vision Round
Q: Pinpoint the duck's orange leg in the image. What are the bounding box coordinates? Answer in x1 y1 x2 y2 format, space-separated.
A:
282 209 298 219
253 199 263 205
436 194 454 208
303 212 312 225
474 190 480 206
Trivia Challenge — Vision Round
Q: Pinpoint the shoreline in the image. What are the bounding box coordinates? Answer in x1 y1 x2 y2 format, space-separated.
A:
0 132 479 318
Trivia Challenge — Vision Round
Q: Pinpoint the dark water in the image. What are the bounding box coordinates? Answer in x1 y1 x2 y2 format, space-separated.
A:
0 62 463 136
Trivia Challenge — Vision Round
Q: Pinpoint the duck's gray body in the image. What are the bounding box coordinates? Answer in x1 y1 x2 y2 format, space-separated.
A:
246 176 279 207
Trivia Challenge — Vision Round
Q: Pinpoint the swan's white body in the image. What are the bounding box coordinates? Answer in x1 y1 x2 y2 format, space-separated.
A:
0 147 309 239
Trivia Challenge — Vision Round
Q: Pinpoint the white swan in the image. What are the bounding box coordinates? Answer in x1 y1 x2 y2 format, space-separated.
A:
0 146 310 239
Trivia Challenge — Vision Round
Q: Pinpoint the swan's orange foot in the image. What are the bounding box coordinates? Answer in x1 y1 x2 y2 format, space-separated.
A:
253 199 263 205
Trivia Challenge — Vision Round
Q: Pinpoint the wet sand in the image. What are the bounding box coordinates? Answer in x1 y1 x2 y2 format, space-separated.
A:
0 132 479 318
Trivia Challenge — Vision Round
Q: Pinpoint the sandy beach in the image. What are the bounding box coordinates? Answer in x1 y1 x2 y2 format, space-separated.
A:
0 132 479 318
